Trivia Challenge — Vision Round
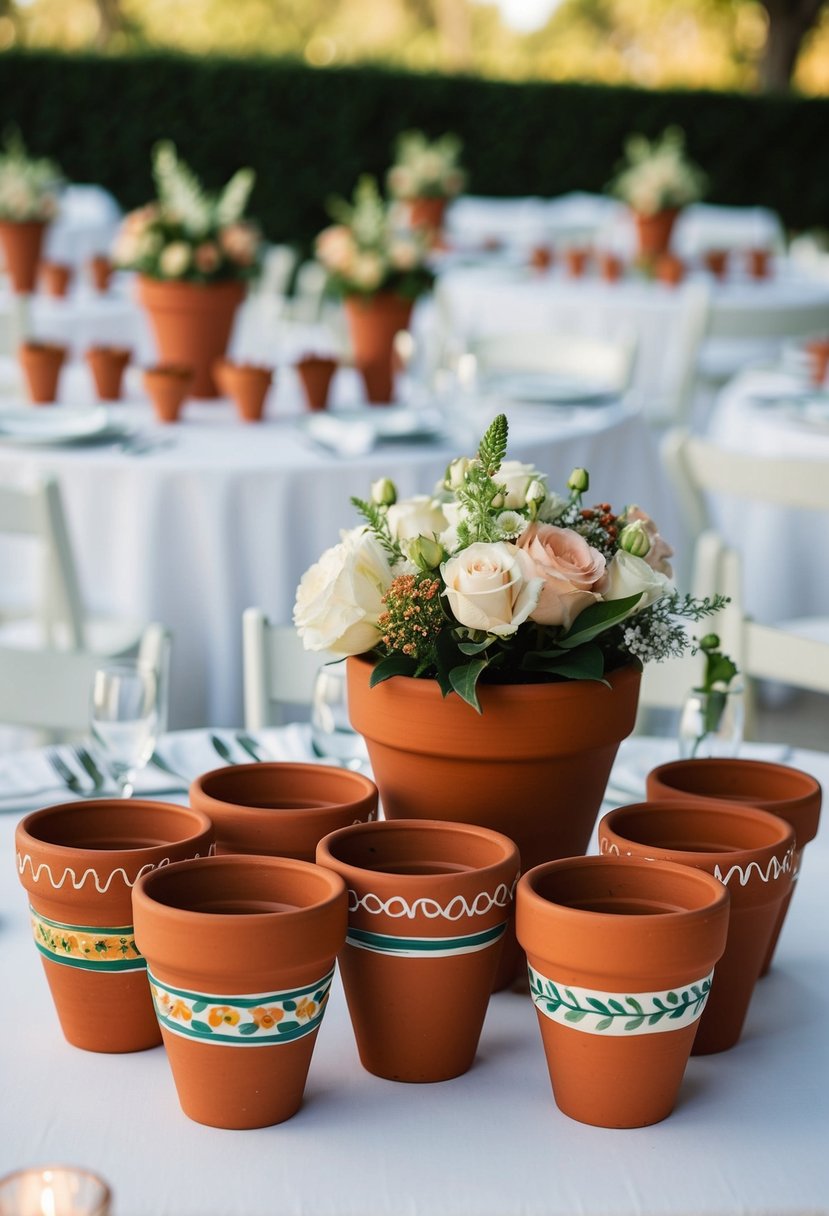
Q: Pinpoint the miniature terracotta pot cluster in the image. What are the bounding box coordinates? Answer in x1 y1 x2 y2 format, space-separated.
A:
215 358 273 422
344 293 413 404
137 276 244 398
86 345 131 401
296 354 338 411
19 340 67 404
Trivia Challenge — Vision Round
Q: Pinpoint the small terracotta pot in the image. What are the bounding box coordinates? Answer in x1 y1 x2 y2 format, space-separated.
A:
137 276 245 397
218 359 273 422
564 248 589 278
646 758 821 974
316 818 519 1082
0 219 47 293
19 341 67 404
529 244 554 271
143 364 193 424
190 762 378 860
703 249 729 280
747 248 771 279
599 799 795 1054
132 854 347 1128
344 293 413 405
297 354 338 411
634 208 679 259
85 345 131 401
40 260 73 298
89 254 113 292
599 252 624 283
15 800 214 1053
516 854 729 1128
805 338 829 387
656 253 685 286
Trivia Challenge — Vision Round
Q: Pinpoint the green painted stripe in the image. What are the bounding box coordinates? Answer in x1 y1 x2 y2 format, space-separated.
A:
30 906 133 935
155 1011 324 1046
346 922 506 954
35 941 146 972
146 966 335 1008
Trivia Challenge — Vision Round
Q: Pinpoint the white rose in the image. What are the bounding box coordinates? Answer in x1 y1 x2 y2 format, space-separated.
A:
386 495 447 542
497 460 547 509
159 241 191 278
442 541 542 637
438 499 469 551
351 251 385 292
599 551 672 614
293 527 394 656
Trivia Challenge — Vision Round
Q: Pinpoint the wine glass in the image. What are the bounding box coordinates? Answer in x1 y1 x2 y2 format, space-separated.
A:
89 660 160 797
310 661 369 770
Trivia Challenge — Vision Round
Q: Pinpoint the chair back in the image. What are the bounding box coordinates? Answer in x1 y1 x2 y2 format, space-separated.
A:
242 608 330 729
470 329 637 395
703 296 829 344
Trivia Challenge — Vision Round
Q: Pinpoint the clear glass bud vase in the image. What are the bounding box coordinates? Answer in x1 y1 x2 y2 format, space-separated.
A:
678 685 745 760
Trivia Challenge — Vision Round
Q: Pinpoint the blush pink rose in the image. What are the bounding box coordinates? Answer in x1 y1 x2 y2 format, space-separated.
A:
516 523 606 629
622 506 674 577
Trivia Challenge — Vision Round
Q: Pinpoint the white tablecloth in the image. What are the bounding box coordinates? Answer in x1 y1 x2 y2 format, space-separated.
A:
0 731 826 1216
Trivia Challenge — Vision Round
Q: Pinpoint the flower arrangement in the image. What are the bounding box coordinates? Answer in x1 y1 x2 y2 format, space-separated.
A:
609 126 706 217
315 175 434 299
386 130 466 202
294 413 726 710
113 141 260 283
0 128 61 223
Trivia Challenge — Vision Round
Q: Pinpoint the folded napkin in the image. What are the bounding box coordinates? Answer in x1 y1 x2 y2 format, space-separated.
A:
305 413 376 457
0 743 182 815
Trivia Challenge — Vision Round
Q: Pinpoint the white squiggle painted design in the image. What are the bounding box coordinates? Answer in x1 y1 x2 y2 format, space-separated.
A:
348 873 518 921
16 844 217 894
599 837 794 887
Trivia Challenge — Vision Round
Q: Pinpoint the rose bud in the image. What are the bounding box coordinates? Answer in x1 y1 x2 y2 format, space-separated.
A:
568 467 589 494
619 520 651 559
370 477 397 507
407 535 446 571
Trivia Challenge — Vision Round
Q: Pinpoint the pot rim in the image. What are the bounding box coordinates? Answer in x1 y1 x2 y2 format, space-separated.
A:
647 756 821 809
16 799 213 860
190 762 377 817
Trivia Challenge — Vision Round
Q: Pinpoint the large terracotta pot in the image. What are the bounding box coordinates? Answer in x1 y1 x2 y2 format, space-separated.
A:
136 276 244 398
132 854 347 1128
645 758 821 974
517 854 729 1128
86 345 131 401
599 799 794 1054
190 762 378 861
15 800 214 1053
0 219 47 293
317 819 518 1082
344 293 413 404
19 341 67 404
346 656 641 986
633 208 680 260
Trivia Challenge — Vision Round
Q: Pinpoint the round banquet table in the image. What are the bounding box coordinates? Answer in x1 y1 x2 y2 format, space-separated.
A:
0 364 681 730
0 730 826 1216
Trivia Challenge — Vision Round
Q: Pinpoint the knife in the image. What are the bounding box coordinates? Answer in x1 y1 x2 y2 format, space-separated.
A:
235 733 267 763
210 734 238 765
73 745 107 792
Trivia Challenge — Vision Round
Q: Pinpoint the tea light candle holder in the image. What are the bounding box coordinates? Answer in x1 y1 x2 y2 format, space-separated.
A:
0 1167 111 1216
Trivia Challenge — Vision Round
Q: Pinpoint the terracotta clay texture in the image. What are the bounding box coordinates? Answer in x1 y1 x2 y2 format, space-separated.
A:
529 245 554 271
646 757 821 974
599 798 794 1054
805 338 829 387
406 196 447 244
634 208 679 259
132 854 347 1128
516 854 729 1128
564 248 589 278
41 261 73 298
344 293 413 404
219 360 273 422
137 276 244 397
143 364 193 424
15 800 214 1053
317 818 519 1082
346 655 641 988
747 248 771 279
0 220 46 293
296 355 338 411
190 762 378 861
599 252 624 283
89 254 113 292
703 249 729 280
656 253 685 286
86 345 131 401
19 341 67 404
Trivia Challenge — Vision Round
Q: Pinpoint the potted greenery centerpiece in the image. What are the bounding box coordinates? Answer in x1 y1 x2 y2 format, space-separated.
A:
609 126 706 261
386 129 465 243
294 414 726 984
0 129 62 294
315 176 433 404
113 141 260 397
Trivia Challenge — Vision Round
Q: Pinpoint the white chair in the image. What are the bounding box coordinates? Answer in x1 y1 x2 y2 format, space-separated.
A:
469 329 638 396
288 261 329 324
242 608 330 729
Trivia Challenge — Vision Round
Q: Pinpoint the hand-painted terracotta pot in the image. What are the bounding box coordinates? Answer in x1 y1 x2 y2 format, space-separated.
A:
645 757 821 974
132 854 347 1128
703 249 728 280
517 854 729 1127
599 252 624 283
633 208 679 259
296 355 338 411
0 219 47 293
143 364 192 424
136 276 244 397
346 656 641 988
86 345 131 401
19 341 67 404
40 260 73 298
564 248 589 278
599 798 794 1054
656 253 685 286
217 359 273 422
190 762 378 861
89 254 113 293
344 293 413 404
15 800 214 1053
317 818 519 1082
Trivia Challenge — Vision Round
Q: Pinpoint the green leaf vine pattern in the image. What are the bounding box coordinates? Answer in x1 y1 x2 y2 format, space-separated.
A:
529 969 712 1033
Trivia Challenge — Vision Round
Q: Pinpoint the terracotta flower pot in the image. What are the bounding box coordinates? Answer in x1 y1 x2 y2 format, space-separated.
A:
85 345 131 401
516 854 729 1128
634 208 679 259
599 252 624 283
136 276 245 398
564 248 589 278
747 248 771 279
89 254 113 293
15 800 214 1054
316 818 519 1082
703 249 729 280
656 253 685 286
132 854 347 1128
19 341 67 404
646 758 821 974
407 196 447 247
0 219 47 294
599 799 795 1055
218 359 273 423
346 655 641 987
805 337 829 387
344 293 413 405
40 260 73 298
190 762 378 861
296 354 338 411
143 364 193 424
529 244 554 272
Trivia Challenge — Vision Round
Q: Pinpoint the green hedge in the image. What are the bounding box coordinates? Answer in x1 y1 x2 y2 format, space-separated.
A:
1 49 827 246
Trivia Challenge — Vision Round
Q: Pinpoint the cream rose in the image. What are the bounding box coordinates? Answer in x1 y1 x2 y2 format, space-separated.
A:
386 496 447 542
293 527 394 655
620 505 674 577
516 524 606 629
599 551 672 614
441 542 541 637
159 241 191 278
497 460 547 509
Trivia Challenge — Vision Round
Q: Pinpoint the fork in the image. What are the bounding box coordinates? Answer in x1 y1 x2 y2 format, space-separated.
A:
73 745 108 793
47 749 90 797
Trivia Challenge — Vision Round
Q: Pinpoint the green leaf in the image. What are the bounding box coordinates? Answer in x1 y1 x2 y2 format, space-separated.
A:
564 1010 586 1023
666 991 679 1005
277 1020 301 1034
190 1020 212 1034
369 653 417 686
448 658 489 712
457 639 494 656
586 997 610 1014
558 594 644 648
648 1012 664 1025
477 413 508 475
521 642 606 682
238 1022 259 1035
283 1000 297 1012
191 1001 207 1013
608 999 626 1014
625 1016 645 1031
669 1006 687 1019
626 996 644 1015
595 1017 613 1031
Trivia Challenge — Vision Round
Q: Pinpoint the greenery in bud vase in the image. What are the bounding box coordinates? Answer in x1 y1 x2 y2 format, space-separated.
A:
386 130 466 202
294 414 727 710
0 128 62 222
112 141 261 283
608 126 707 216
686 633 741 757
315 175 434 300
